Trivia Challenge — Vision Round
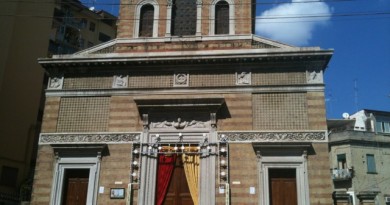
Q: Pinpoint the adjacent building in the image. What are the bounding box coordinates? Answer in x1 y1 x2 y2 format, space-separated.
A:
32 0 335 204
0 0 117 204
48 0 117 56
0 0 54 204
329 110 390 205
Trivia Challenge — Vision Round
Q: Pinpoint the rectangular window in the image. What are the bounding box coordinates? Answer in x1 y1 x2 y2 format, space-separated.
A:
0 166 19 187
98 32 111 42
337 154 347 169
376 121 383 132
89 22 96 32
384 122 390 133
366 154 376 173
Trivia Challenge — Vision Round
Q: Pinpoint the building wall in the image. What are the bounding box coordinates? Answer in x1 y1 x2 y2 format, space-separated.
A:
330 132 390 205
30 145 54 205
0 0 54 197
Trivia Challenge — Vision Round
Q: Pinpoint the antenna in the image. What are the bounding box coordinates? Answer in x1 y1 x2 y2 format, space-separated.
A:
354 79 359 112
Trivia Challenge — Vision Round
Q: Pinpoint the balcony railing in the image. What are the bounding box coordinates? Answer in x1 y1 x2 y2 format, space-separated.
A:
332 168 352 181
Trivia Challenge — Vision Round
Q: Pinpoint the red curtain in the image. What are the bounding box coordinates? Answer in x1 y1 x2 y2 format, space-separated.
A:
156 154 176 205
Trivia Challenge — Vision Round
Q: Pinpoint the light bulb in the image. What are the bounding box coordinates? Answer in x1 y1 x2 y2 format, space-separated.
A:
131 172 137 177
220 147 226 152
220 160 226 165
148 146 152 150
133 149 139 154
181 145 185 150
221 171 226 176
158 146 162 150
133 161 138 166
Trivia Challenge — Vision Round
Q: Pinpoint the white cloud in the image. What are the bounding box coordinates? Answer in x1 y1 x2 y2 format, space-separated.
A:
255 0 332 45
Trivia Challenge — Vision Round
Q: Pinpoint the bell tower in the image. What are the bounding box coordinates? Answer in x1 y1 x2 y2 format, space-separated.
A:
117 0 256 39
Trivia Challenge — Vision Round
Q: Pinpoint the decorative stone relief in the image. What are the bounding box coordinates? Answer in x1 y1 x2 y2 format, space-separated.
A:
48 76 64 90
217 131 326 142
152 117 207 129
236 70 251 85
167 0 173 7
112 75 128 88
174 72 189 87
39 133 141 144
306 70 323 84
196 0 202 4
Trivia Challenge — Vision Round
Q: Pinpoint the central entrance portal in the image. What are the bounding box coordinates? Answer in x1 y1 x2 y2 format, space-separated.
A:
163 155 194 205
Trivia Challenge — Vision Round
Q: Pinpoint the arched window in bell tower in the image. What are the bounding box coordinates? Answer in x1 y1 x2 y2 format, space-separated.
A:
171 0 197 36
139 5 154 37
134 0 159 38
209 0 235 35
215 1 229 34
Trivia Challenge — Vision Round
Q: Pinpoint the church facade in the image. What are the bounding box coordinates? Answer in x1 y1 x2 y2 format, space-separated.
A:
31 0 334 204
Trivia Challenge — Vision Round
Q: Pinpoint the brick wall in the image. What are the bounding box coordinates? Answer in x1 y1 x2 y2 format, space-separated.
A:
108 96 141 132
253 93 309 130
57 97 110 132
30 145 54 205
307 92 327 130
97 144 132 205
308 143 333 204
63 76 112 89
218 94 253 131
41 97 60 133
117 0 135 38
228 143 259 205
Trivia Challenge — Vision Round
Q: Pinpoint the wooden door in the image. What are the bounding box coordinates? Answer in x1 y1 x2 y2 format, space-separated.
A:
163 156 194 205
269 169 297 205
62 169 89 205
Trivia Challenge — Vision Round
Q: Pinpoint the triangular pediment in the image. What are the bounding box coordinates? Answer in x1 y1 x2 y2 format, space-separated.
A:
71 35 296 56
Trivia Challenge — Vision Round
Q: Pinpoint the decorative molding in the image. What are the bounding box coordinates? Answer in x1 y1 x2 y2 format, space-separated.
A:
112 75 128 88
217 131 327 142
173 72 189 86
48 76 64 90
39 133 141 144
236 70 251 85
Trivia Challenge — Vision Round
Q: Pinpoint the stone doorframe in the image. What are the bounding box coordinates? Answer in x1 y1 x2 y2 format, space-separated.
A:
49 144 105 205
134 97 225 205
254 143 311 205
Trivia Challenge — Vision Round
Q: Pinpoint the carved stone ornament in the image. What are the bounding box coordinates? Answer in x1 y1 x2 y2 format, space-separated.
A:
112 75 128 88
167 0 173 6
174 72 189 87
152 117 207 129
48 76 64 90
217 131 326 142
196 0 202 5
39 133 141 144
236 71 251 85
306 70 323 84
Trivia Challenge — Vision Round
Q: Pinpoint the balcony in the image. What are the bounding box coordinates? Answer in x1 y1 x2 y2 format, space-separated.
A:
332 168 353 181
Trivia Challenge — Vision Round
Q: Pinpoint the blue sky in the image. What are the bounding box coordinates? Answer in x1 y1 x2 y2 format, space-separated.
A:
83 0 390 119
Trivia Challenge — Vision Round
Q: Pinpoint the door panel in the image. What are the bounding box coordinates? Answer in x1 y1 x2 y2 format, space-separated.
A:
62 169 89 205
163 156 194 205
269 169 297 205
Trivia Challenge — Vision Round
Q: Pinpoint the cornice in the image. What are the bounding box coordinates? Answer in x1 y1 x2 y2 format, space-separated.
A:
44 84 325 97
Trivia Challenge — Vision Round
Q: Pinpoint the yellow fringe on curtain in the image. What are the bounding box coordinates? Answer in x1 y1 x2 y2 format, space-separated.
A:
182 154 200 205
